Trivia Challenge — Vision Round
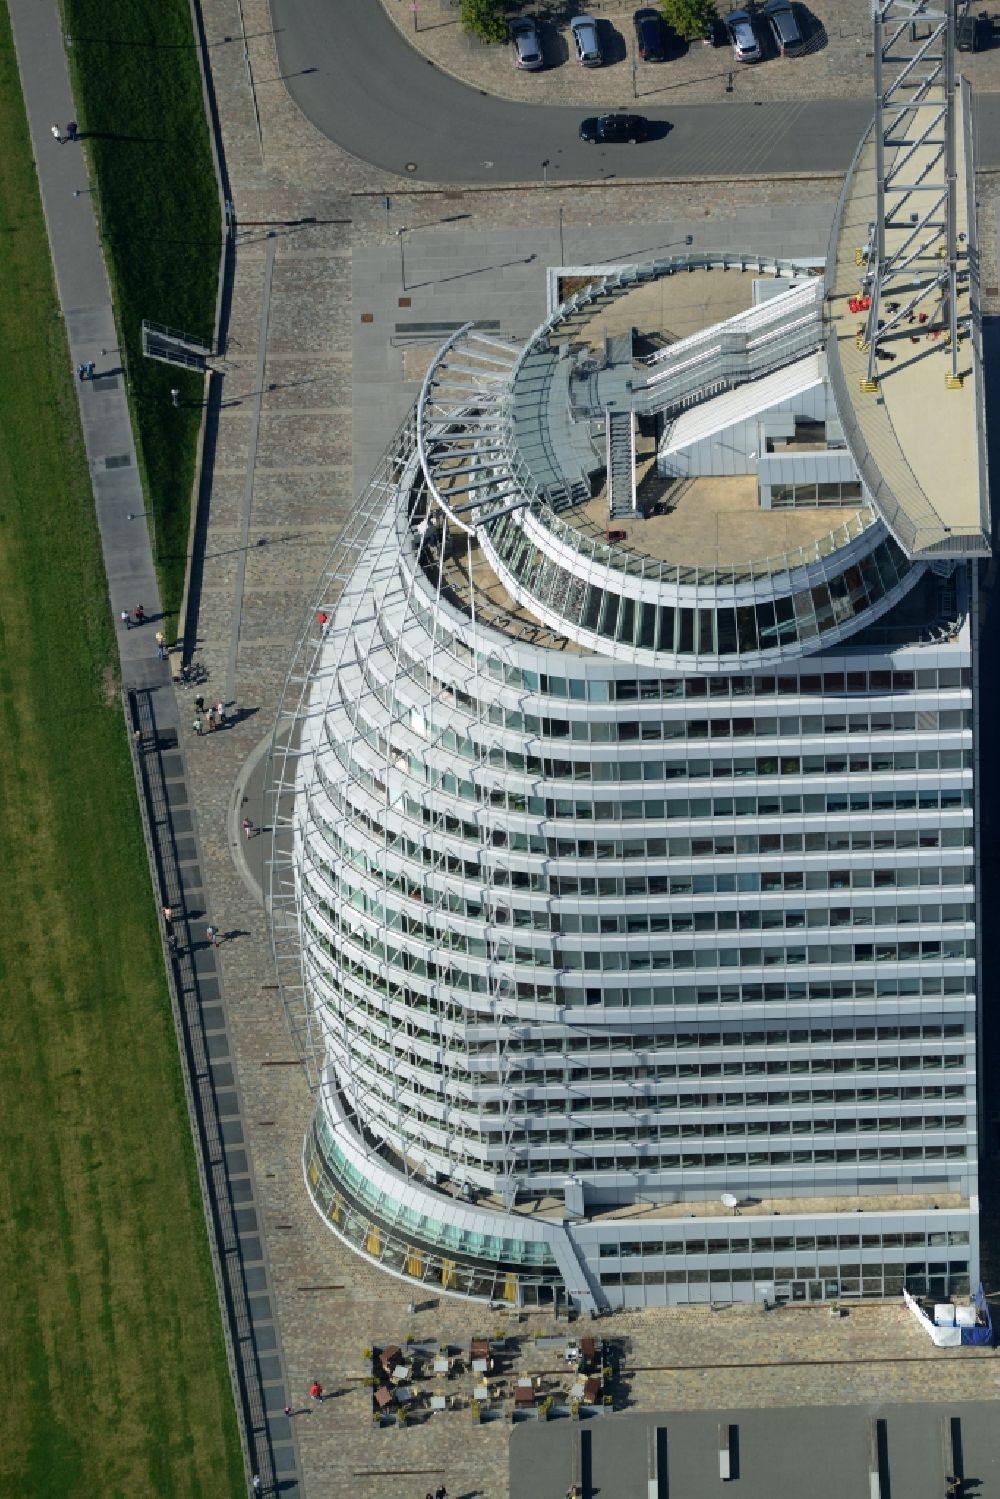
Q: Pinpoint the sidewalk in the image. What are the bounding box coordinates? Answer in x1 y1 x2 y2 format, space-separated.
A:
7 5 165 691
6 3 302 1494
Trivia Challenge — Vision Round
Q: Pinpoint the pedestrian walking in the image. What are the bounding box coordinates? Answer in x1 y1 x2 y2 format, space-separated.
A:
155 630 166 659
132 603 145 625
51 124 63 142
206 925 221 948
166 930 179 956
250 1477 261 1496
194 693 205 714
133 728 143 752
283 1404 293 1417
214 699 225 723
85 360 96 379
120 608 131 630
161 904 173 924
435 1487 447 1499
206 709 217 732
242 816 254 841
66 120 78 142
309 1380 324 1402
193 716 204 737
77 363 86 382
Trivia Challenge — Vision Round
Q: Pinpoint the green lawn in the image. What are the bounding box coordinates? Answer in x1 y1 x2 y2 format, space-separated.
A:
61 0 221 623
0 11 242 1497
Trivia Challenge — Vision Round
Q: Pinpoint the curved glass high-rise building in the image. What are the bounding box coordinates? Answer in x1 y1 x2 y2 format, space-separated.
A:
271 88 988 1311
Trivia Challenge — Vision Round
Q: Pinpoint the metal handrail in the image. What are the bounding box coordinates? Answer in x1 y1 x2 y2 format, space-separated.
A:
124 688 272 1494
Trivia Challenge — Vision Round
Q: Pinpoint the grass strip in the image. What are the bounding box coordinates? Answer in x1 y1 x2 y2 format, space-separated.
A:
61 0 221 625
0 10 242 1496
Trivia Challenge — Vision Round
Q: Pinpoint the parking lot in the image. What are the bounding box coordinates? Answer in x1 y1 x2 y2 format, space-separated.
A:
382 0 1000 108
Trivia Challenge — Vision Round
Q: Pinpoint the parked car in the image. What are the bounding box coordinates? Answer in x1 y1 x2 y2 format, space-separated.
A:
633 7 666 62
571 15 603 67
761 0 805 55
510 17 544 70
726 8 762 62
579 113 650 144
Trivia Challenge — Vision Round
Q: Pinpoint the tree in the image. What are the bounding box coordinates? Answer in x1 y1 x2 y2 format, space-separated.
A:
460 0 509 44
660 0 718 40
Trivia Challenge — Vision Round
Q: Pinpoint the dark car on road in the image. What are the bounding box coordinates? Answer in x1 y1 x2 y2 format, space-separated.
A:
633 7 666 61
579 113 650 144
761 0 805 55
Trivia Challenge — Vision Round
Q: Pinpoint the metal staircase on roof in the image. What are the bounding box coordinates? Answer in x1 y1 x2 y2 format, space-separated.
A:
606 408 636 520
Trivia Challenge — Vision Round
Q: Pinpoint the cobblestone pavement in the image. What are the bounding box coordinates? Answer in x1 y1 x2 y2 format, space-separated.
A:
182 3 1000 1494
380 0 1000 108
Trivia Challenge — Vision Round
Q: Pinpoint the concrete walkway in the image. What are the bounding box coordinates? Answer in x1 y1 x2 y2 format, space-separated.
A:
7 7 163 688
6 3 302 1494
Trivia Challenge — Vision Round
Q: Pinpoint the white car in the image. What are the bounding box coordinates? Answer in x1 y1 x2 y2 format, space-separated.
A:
571 15 603 67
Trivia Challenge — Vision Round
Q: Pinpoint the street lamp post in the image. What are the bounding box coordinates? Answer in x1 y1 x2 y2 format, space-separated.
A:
542 158 550 186
397 226 407 291
559 205 564 266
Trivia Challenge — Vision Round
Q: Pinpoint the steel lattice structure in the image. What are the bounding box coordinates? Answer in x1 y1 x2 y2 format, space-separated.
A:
863 0 966 383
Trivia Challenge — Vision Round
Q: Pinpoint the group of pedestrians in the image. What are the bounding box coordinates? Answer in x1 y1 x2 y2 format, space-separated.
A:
160 902 224 955
192 695 227 737
119 604 146 630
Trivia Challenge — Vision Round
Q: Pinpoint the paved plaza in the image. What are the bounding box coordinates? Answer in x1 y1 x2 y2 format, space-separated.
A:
13 0 998 1490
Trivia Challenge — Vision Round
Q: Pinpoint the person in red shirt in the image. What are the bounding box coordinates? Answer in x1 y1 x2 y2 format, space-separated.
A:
309 1380 324 1402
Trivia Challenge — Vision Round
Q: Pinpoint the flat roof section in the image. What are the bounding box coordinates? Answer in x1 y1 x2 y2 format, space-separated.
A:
551 265 762 355
512 1404 1000 1499
577 471 863 571
826 86 989 558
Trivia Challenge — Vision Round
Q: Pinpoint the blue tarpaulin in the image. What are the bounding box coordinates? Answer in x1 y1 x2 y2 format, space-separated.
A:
960 1283 993 1345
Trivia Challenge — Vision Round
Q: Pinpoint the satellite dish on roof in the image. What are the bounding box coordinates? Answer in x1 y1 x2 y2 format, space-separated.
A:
721 1192 739 1215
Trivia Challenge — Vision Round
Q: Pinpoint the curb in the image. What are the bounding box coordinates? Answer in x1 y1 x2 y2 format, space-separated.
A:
229 727 273 910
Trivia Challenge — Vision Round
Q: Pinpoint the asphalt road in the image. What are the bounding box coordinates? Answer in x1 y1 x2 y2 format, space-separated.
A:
271 0 1000 183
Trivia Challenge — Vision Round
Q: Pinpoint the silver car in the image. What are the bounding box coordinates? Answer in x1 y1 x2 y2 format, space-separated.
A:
726 8 761 62
761 0 805 55
571 15 603 67
510 17 544 70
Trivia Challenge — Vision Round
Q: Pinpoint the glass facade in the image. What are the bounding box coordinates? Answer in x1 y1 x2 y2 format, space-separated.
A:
282 270 981 1311
770 480 864 508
